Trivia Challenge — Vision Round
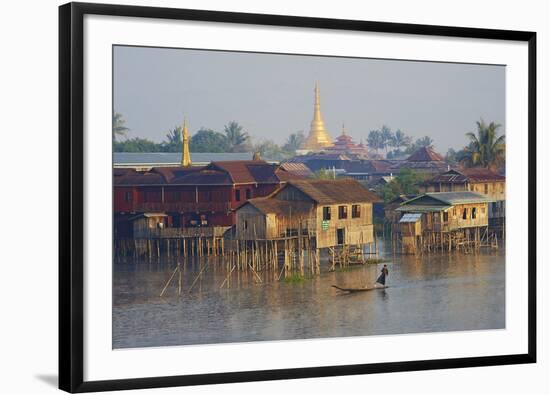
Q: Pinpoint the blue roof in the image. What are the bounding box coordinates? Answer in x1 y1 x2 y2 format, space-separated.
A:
113 152 257 166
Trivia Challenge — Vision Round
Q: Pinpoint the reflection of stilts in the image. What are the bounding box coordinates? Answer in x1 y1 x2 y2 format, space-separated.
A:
159 262 182 297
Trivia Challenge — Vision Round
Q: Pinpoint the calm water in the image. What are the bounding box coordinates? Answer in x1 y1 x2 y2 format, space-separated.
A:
113 240 505 349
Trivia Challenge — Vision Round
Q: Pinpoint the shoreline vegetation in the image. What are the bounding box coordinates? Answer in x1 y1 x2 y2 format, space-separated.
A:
113 112 505 170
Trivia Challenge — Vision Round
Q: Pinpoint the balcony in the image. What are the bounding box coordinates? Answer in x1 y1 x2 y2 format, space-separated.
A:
132 201 232 213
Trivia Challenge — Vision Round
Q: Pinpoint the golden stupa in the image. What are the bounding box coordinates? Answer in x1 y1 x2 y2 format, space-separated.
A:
302 83 333 150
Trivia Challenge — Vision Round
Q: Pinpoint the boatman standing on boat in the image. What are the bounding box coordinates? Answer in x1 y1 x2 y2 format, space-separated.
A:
375 265 389 287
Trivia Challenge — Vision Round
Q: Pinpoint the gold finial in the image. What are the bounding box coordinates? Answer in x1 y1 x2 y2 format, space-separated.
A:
181 117 192 167
342 123 346 135
252 151 262 161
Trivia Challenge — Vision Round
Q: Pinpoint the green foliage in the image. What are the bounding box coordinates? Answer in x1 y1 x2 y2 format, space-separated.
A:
369 126 417 158
112 112 129 140
367 129 385 153
253 139 287 161
381 169 424 202
282 131 305 153
283 273 312 283
310 168 336 180
159 126 183 153
189 128 230 153
224 121 251 152
461 119 505 170
113 137 160 152
414 136 434 147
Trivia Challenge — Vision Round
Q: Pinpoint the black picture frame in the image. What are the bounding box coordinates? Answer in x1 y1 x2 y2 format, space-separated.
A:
59 2 537 393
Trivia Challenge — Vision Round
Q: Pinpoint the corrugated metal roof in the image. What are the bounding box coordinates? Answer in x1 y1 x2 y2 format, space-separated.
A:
399 213 422 222
279 162 314 178
398 191 493 210
425 168 505 184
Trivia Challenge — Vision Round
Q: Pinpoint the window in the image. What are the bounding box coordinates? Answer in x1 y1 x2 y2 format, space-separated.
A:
471 207 477 219
202 190 212 202
481 207 486 214
323 206 331 221
338 205 348 219
462 208 468 220
244 220 248 230
352 204 361 218
453 208 456 216
484 184 489 194
235 189 241 202
246 189 251 199
173 191 181 201
443 211 449 222
124 191 132 202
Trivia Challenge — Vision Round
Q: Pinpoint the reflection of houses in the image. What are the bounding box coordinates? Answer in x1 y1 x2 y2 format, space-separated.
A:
113 159 302 237
235 179 380 249
419 168 505 226
390 146 449 175
393 191 495 254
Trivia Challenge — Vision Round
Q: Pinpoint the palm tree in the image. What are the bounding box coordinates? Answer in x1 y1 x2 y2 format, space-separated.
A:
283 131 305 153
392 129 412 150
367 129 384 154
380 125 394 155
415 136 434 147
462 119 505 170
224 121 250 152
112 112 129 140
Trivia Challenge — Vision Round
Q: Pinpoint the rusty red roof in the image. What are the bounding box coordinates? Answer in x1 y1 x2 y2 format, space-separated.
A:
406 146 444 162
113 160 292 186
281 179 381 204
279 162 314 178
244 197 315 216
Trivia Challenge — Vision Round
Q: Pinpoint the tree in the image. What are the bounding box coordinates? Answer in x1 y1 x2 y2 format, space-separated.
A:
367 129 384 153
282 131 305 153
310 168 337 180
380 125 394 155
113 137 160 152
160 126 183 153
253 139 286 161
461 119 505 170
189 128 229 153
224 121 250 152
392 129 412 150
414 136 434 147
381 168 424 202
112 112 129 140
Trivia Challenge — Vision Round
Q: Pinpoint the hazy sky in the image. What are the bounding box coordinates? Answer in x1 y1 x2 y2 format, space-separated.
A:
114 45 505 153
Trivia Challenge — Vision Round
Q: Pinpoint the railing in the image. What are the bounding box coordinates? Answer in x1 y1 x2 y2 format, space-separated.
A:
133 226 231 239
132 201 232 213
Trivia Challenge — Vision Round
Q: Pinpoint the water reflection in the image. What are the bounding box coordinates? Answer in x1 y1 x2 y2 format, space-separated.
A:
113 239 505 349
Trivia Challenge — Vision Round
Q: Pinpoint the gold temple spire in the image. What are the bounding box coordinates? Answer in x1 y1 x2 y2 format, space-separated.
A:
180 117 192 167
302 82 333 150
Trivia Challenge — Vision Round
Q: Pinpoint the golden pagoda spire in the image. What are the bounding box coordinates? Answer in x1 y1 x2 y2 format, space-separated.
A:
342 122 346 135
180 117 192 167
302 82 333 150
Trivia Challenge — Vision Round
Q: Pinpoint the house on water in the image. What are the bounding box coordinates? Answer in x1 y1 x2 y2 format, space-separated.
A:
235 179 380 250
419 168 505 228
394 191 494 254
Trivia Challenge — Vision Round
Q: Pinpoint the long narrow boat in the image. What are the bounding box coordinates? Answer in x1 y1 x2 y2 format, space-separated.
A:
331 284 388 293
